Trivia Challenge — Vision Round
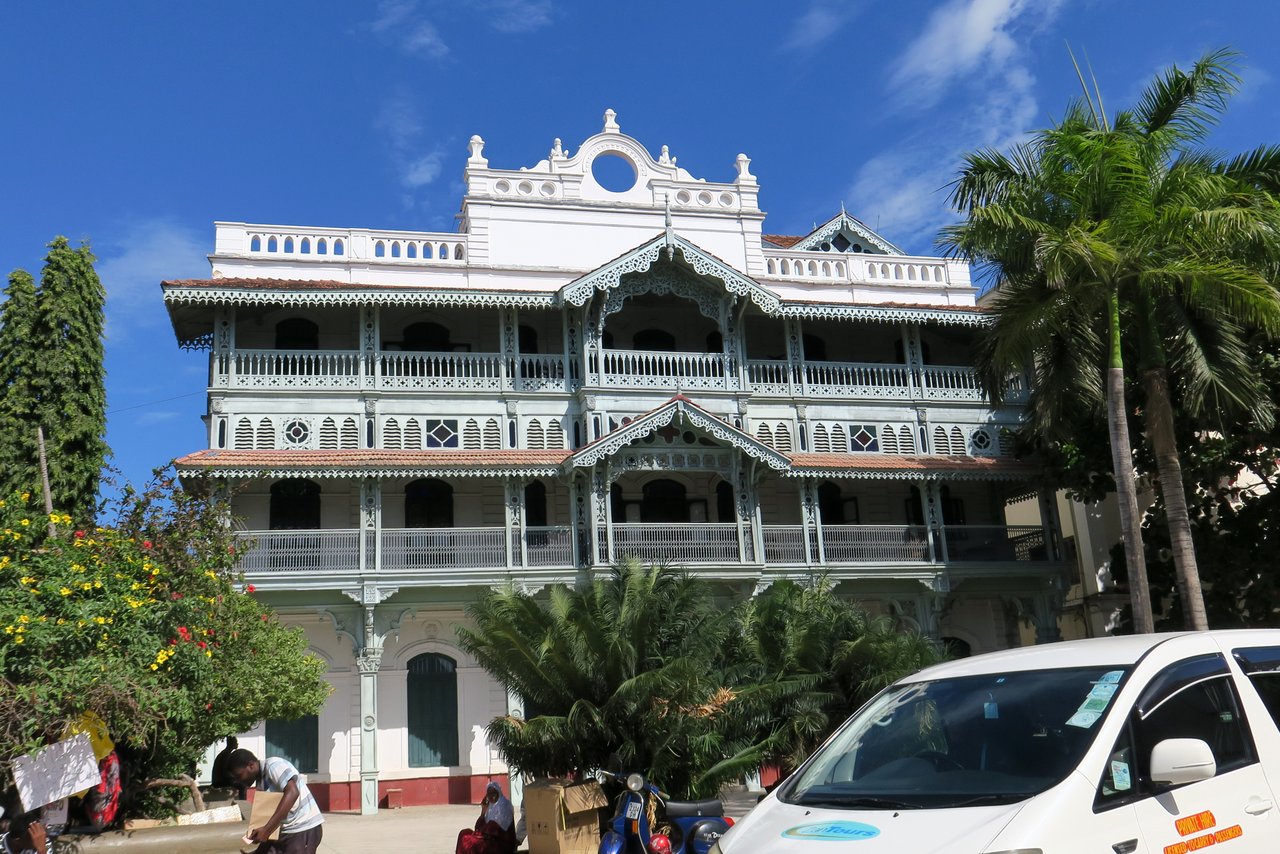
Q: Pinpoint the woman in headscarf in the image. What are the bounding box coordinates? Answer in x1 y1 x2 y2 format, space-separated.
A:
455 782 517 854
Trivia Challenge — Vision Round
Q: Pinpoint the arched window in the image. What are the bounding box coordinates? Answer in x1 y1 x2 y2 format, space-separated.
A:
524 481 548 528
716 481 734 523
407 653 459 767
633 329 676 351
518 325 539 354
402 321 451 352
706 330 723 352
274 318 319 350
802 333 828 362
641 478 688 523
270 479 320 530
405 479 453 528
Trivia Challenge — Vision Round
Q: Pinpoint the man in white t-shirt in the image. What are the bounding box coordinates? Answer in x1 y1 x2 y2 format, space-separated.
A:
228 749 324 854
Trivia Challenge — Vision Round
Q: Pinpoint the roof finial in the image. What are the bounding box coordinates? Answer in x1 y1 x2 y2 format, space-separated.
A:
550 137 564 160
603 108 619 133
840 200 846 215
659 144 672 166
734 153 755 185
467 135 487 167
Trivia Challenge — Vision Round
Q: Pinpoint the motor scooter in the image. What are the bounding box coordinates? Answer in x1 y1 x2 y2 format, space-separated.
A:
596 768 734 854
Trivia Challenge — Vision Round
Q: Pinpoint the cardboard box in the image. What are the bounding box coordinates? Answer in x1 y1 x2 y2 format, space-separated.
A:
246 791 283 841
524 779 607 854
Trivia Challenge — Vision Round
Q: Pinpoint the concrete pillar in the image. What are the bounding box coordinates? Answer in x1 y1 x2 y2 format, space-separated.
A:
356 643 382 815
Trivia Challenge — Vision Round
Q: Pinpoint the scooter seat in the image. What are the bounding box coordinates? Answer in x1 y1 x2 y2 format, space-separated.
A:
664 798 724 818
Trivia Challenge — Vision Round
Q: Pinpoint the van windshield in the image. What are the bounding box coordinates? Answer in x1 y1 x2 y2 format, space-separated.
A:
781 665 1129 810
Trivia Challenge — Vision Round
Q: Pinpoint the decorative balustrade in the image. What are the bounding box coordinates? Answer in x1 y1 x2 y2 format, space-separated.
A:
943 525 1047 562
523 526 574 566
822 525 930 562
219 223 467 266
761 249 951 286
762 525 807 564
382 527 507 570
609 523 741 564
600 349 730 390
919 365 985 401
803 361 912 397
379 352 504 391
220 349 363 388
235 529 360 575
514 354 569 392
744 360 794 395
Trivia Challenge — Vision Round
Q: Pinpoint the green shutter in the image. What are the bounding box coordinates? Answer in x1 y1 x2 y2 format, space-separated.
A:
265 714 319 774
407 653 459 767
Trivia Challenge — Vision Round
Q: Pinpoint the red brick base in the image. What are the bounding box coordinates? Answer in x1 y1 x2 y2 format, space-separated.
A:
311 775 508 811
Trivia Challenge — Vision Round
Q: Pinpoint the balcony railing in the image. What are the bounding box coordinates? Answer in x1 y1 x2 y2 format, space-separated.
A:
608 522 741 564
599 349 730 390
821 525 931 562
233 523 1053 578
235 529 361 574
943 525 1047 562
211 346 1025 405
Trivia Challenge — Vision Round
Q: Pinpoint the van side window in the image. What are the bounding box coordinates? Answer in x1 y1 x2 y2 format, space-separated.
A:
1097 654 1255 810
1233 645 1280 731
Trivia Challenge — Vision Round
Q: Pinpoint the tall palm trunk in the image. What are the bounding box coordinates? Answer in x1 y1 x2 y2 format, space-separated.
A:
1107 293 1154 633
1142 365 1209 630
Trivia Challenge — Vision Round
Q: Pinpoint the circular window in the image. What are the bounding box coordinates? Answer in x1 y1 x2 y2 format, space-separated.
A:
971 429 992 451
282 419 311 446
591 152 637 193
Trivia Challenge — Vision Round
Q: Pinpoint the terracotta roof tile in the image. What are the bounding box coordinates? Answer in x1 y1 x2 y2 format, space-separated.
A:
787 453 1033 472
175 449 570 468
762 235 805 248
162 278 520 294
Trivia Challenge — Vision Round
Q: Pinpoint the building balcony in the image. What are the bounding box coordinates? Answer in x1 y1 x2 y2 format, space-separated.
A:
212 347 1025 404
233 523 1053 588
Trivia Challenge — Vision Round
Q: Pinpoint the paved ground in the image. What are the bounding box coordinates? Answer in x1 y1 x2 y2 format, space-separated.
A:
315 790 761 854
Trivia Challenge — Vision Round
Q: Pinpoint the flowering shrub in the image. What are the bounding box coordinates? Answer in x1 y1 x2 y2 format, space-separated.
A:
0 475 328 813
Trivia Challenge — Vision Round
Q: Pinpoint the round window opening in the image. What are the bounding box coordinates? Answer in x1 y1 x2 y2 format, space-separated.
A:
282 419 312 446
591 152 638 193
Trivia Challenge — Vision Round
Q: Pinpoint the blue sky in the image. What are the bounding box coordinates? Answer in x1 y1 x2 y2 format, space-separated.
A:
2 0 1278 491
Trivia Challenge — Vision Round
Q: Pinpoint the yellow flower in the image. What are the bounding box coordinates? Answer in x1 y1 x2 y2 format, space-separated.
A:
20 492 30 501
56 618 66 625
149 663 158 670
59 587 72 596
3 626 12 634
94 616 106 625
20 576 36 585
18 615 29 624
19 519 29 527
13 635 23 645
81 582 92 591
205 650 212 658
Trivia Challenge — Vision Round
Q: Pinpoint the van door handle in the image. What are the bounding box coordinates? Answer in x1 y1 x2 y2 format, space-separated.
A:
1244 798 1273 815
1112 840 1138 854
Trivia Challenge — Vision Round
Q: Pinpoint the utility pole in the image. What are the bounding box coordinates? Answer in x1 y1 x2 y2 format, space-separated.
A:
36 425 55 537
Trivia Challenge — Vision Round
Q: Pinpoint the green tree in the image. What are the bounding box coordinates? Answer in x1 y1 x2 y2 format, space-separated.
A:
0 472 329 816
738 580 942 772
0 271 39 492
458 560 763 799
31 238 109 522
943 48 1280 632
0 238 108 523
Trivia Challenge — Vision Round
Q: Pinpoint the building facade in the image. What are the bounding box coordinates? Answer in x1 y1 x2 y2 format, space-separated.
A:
164 111 1067 812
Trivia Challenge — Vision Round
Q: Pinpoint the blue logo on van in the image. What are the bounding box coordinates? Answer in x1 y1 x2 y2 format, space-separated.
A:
781 821 881 840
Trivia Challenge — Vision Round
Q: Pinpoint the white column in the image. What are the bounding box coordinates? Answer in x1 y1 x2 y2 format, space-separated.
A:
357 642 381 815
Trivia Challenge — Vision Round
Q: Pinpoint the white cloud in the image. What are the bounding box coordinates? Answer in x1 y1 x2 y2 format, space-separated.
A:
375 92 449 194
781 1 857 53
95 219 208 337
370 0 449 59
481 0 553 33
890 0 1064 107
849 0 1063 249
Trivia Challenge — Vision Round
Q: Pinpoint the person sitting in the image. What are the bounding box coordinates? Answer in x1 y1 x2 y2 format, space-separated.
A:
455 782 517 854
211 736 246 798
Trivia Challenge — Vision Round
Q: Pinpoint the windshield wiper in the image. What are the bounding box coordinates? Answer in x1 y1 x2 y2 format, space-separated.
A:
796 794 923 810
942 794 1027 808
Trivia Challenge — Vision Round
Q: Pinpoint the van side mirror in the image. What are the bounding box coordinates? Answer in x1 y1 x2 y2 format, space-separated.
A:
1149 738 1216 786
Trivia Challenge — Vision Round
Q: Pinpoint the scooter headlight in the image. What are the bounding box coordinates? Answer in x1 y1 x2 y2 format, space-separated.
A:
626 772 645 792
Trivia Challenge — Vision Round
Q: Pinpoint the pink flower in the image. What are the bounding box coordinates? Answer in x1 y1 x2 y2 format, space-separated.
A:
142 540 153 550
74 530 85 539
246 584 256 593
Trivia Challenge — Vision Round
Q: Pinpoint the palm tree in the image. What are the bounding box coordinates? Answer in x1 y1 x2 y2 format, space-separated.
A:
942 49 1280 632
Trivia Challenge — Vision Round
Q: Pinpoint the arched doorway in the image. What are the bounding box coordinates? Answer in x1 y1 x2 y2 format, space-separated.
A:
269 479 320 530
406 652 459 767
405 479 453 528
641 479 688 523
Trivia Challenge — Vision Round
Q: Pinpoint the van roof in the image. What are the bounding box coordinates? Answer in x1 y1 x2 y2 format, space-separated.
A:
905 630 1280 682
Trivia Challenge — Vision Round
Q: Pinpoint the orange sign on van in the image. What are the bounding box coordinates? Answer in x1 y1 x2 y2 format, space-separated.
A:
1174 811 1216 836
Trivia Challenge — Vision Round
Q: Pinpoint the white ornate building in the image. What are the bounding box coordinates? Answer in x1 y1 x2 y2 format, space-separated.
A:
164 111 1066 813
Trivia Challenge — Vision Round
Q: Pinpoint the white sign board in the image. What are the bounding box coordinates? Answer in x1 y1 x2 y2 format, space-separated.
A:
11 733 101 811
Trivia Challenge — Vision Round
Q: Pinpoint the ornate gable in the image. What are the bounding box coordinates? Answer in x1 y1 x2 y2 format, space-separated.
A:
559 232 781 314
568 396 790 471
789 210 902 255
